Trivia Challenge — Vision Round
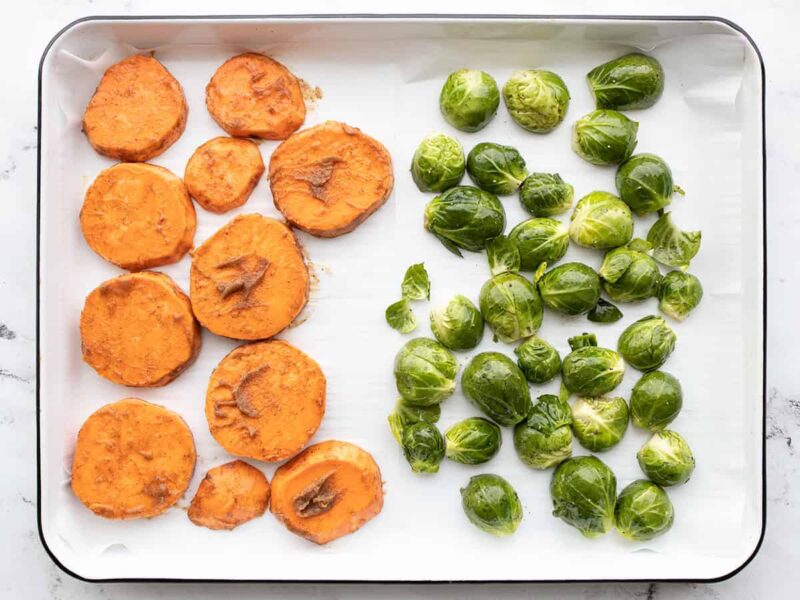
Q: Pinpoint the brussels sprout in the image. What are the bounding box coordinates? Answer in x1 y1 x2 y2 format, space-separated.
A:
479 272 543 343
550 456 617 538
460 474 523 536
616 154 683 215
429 294 484 350
508 218 570 271
538 262 601 315
519 172 574 217
502 69 570 133
410 133 466 193
394 338 459 406
647 212 701 271
424 186 506 256
514 336 561 384
385 299 416 333
562 345 625 396
587 298 624 323
466 142 528 195
400 263 430 301
388 398 442 444
486 235 521 275
637 430 695 486
462 352 532 426
445 417 503 465
618 315 677 372
572 110 638 166
439 69 500 132
401 422 445 474
630 371 682 431
599 245 662 303
587 53 665 111
658 271 703 321
571 396 629 452
615 480 674 541
514 394 573 469
569 192 633 249
568 332 598 350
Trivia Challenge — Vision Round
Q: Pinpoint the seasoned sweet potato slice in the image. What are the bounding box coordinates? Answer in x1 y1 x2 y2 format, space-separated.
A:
188 460 270 530
71 398 196 520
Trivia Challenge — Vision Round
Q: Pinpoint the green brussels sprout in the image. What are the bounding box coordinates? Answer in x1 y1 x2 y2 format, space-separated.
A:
385 299 416 333
587 53 665 111
439 69 500 132
562 345 625 396
647 212 701 271
538 262 601 315
401 422 445 473
445 417 503 465
486 234 521 275
630 371 682 431
424 186 506 257
388 398 441 444
587 298 624 323
460 474 523 536
571 396 629 452
400 263 430 301
410 133 466 193
519 172 574 217
569 192 633 249
618 315 677 372
568 332 598 350
514 336 561 384
502 69 570 133
429 294 484 350
658 271 703 321
462 352 532 426
479 272 543 343
637 430 695 486
615 480 674 541
599 245 662 303
616 154 683 215
393 338 458 406
466 142 528 195
572 110 638 166
550 455 617 538
508 218 570 271
514 394 573 469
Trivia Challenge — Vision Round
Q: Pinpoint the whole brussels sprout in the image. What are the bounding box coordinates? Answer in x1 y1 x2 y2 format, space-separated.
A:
445 417 502 465
502 69 570 133
587 298 624 323
647 212 701 271
514 394 573 469
616 154 682 215
514 336 561 384
571 396 629 452
461 352 532 426
439 69 500 132
562 344 625 397
410 133 466 193
424 186 506 256
572 110 638 166
466 142 528 196
569 192 634 249
615 480 674 541
659 271 703 321
394 338 458 406
460 474 523 536
401 422 445 473
486 234 521 276
551 455 617 538
479 272 543 343
519 172 574 217
508 218 569 271
599 245 662 303
630 371 682 431
538 262 601 315
618 315 677 372
387 398 441 444
429 294 484 350
637 430 695 486
587 53 665 111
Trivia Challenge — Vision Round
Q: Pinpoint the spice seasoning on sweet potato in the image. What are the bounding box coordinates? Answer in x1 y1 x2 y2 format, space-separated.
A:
190 214 309 340
80 163 196 270
188 460 270 530
71 398 196 520
205 340 325 462
268 121 394 237
82 55 187 162
270 440 383 544
206 53 305 139
80 272 201 387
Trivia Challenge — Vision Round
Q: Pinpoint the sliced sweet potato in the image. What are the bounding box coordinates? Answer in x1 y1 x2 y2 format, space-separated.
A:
83 54 187 162
71 398 196 520
188 459 270 530
80 163 196 270
190 214 309 340
270 440 383 544
184 137 265 213
206 53 305 139
268 121 394 237
205 340 325 462
80 272 201 387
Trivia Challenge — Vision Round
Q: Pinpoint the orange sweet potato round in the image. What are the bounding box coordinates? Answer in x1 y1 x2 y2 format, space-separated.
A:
188 459 271 530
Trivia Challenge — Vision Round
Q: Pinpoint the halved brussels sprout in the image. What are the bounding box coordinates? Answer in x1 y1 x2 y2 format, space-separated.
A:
519 172 574 217
479 272 543 343
502 69 570 133
429 294 484 350
538 262 601 315
388 398 442 444
401 421 445 474
508 218 569 271
615 480 674 541
587 298 624 323
424 186 506 256
385 299 417 333
637 430 695 486
410 133 466 193
514 336 561 384
439 69 500 132
462 352 532 426
514 394 573 469
587 53 665 111
618 315 677 372
569 191 634 249
486 234 521 275
647 212 701 271
616 154 683 215
394 338 459 406
572 110 638 166
445 417 502 465
467 142 528 195
630 371 682 431
571 396 629 452
551 455 617 538
460 474 523 536
659 271 703 321
401 263 430 301
562 344 625 397
599 245 662 303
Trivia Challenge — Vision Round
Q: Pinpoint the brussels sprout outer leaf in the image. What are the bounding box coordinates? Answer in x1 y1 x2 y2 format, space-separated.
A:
587 53 665 111
460 474 523 536
561 346 626 396
550 456 617 537
410 133 466 193
539 262 601 315
503 69 571 133
615 480 674 541
646 212 701 271
424 186 506 255
401 422 445 473
462 352 532 426
637 430 695 486
568 332 598 351
385 299 417 334
394 338 459 406
630 371 683 431
466 142 528 196
479 272 544 343
388 398 442 444
487 235 521 276
658 271 703 321
519 172 574 217
587 298 624 323
508 218 570 272
569 191 634 250
401 263 431 301
439 69 500 132
572 110 639 166
617 315 677 372
571 396 630 452
445 417 503 465
514 337 562 384
615 153 676 215
429 294 484 350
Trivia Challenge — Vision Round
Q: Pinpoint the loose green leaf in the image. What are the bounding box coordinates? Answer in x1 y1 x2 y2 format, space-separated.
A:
388 398 442 444
647 212 701 271
385 299 417 333
587 298 624 323
568 332 598 351
401 263 430 301
486 235 521 275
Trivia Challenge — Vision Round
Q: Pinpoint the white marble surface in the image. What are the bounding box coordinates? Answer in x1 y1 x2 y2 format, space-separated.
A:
1 0 797 597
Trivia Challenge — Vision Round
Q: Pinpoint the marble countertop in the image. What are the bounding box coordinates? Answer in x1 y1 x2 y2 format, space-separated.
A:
2 0 797 598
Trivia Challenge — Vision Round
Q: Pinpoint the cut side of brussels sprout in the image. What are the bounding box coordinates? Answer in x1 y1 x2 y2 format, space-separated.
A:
630 370 682 431
587 298 624 323
401 263 430 301
479 272 544 343
551 455 617 538
587 53 665 111
424 186 506 257
385 299 417 333
514 394 573 469
410 133 466 193
647 212 701 271
394 338 459 406
508 218 570 271
571 396 630 452
401 421 445 474
616 153 682 215
466 142 528 196
486 234 521 276
617 315 677 372
388 398 442 444
514 336 561 384
460 474 523 536
599 245 662 303
561 345 625 396
637 430 695 486
615 480 674 541
429 294 484 351
462 352 532 427
538 262 601 316
503 69 571 133
439 69 500 133
569 191 634 249
519 172 574 217
445 417 503 465
658 271 703 321
572 110 638 166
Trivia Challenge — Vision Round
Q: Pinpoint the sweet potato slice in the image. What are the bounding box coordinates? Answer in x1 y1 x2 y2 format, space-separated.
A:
80 163 196 270
184 137 265 214
206 53 305 139
205 340 325 462
83 55 187 162
270 440 383 544
190 214 309 340
268 121 394 237
80 272 201 387
71 398 196 520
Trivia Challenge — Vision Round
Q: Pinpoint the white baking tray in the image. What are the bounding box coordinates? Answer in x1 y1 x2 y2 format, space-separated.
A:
37 15 765 583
